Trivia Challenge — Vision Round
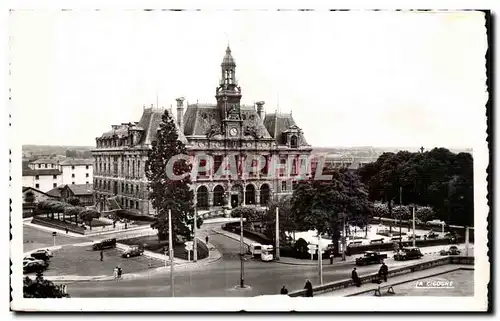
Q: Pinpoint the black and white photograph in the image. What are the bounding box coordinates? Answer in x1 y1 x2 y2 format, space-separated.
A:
8 7 490 312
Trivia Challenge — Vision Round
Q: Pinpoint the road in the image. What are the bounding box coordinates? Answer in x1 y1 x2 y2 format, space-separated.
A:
66 231 447 297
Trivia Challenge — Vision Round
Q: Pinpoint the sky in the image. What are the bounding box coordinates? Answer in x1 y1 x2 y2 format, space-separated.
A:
9 10 488 148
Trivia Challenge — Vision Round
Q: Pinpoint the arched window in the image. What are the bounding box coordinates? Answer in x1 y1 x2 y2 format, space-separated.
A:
260 184 270 206
197 186 209 209
245 184 256 205
290 135 298 148
213 185 225 206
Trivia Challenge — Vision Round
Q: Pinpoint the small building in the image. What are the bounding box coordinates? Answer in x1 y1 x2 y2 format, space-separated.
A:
22 186 58 216
60 184 94 207
58 158 94 185
22 167 62 192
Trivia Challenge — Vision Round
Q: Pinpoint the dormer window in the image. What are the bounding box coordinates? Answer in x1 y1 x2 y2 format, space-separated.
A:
290 135 298 148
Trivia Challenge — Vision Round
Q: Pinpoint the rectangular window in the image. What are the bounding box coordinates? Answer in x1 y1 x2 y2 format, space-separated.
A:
72 166 75 170
44 164 47 168
86 173 89 177
86 165 89 169
38 164 41 168
136 201 139 209
135 185 139 195
35 175 39 180
86 181 89 184
282 181 287 191
53 183 57 188
279 158 287 177
35 184 39 188
53 175 57 179
72 182 75 185
72 174 75 178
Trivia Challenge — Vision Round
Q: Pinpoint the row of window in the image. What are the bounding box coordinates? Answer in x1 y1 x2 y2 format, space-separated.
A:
35 164 90 170
34 181 89 189
94 179 141 196
95 159 142 178
34 173 89 180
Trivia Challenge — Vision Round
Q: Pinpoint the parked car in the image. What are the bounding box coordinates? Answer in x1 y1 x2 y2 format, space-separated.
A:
394 247 424 261
355 251 388 266
30 250 51 261
23 256 49 268
440 245 461 256
92 238 117 251
23 260 47 273
122 245 144 258
426 231 439 239
426 219 446 227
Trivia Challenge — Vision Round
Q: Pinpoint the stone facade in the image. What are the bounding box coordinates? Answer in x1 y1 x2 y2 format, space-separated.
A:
92 46 313 215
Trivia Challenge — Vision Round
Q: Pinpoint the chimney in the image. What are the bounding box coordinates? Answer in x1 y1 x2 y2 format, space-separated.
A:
176 97 185 133
256 101 265 118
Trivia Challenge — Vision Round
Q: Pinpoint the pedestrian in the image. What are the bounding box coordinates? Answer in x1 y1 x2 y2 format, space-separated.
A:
280 285 289 295
65 227 69 234
205 235 209 244
100 249 103 261
304 279 313 297
117 267 123 279
379 262 388 282
329 252 334 265
113 221 116 229
113 266 118 280
351 267 361 287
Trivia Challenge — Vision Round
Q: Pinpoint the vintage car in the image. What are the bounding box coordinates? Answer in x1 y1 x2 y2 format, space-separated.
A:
355 251 388 266
23 256 49 268
92 238 117 251
30 250 52 261
23 260 48 273
426 219 446 227
440 245 461 256
394 247 424 261
122 245 144 258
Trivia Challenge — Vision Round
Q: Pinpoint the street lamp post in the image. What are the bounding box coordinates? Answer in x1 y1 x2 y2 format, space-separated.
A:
52 232 57 247
168 209 174 297
193 200 198 262
318 234 323 284
275 206 280 261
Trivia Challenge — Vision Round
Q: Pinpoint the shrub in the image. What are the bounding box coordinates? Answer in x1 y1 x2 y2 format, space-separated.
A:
230 206 265 222
416 206 435 222
391 205 411 220
373 202 389 218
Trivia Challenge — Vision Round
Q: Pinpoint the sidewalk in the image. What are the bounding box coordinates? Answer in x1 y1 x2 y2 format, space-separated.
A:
317 264 472 297
24 220 151 238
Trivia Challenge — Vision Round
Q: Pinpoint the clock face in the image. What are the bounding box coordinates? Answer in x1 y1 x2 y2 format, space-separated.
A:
229 128 238 137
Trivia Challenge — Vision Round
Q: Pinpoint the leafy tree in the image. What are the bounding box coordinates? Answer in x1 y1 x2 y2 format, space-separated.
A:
64 206 81 223
291 169 373 256
231 206 265 222
23 272 69 298
358 148 473 227
415 206 434 222
145 110 200 243
391 205 411 220
262 196 295 243
373 202 389 218
79 209 100 230
67 198 80 206
25 191 35 204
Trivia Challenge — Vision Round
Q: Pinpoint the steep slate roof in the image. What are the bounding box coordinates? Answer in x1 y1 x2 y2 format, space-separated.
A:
59 159 93 166
137 108 188 145
100 126 129 139
22 186 58 198
182 104 273 139
46 187 63 198
263 113 309 145
22 168 62 177
66 184 94 196
31 158 58 164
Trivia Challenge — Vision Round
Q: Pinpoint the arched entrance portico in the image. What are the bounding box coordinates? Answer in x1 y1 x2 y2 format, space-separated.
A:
213 185 225 207
197 185 209 209
245 184 256 205
230 184 243 208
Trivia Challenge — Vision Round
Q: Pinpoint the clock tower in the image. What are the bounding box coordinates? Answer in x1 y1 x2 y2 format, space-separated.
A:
216 45 243 139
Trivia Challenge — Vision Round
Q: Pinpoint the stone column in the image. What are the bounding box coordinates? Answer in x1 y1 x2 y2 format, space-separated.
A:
208 191 214 208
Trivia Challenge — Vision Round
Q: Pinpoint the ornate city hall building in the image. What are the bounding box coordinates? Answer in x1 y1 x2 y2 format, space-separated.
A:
92 46 313 215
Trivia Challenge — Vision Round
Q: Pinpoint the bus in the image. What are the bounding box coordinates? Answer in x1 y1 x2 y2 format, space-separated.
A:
249 243 262 258
261 245 274 261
